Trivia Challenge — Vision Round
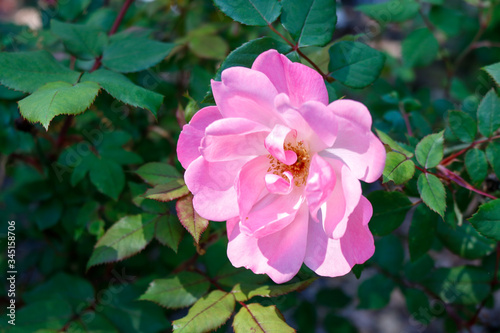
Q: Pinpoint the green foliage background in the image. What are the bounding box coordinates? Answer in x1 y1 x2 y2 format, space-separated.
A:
1 0 500 332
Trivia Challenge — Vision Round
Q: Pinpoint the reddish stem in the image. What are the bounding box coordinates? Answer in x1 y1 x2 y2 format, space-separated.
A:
441 135 500 166
109 0 135 36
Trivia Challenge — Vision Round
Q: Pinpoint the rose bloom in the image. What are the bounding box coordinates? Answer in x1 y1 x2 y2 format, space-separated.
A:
177 50 386 284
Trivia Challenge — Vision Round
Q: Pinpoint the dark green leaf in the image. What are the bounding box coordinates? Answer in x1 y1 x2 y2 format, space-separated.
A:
404 255 434 283
57 0 92 21
403 288 431 324
415 131 444 169
172 290 235 333
135 162 182 186
356 0 420 23
477 89 500 138
465 149 488 184
316 288 350 309
35 199 63 231
447 110 477 143
102 38 174 73
281 0 336 47
483 62 500 87
402 28 438 67
233 303 294 333
423 266 491 305
417 173 446 217
370 235 404 274
323 313 358 333
357 275 395 309
140 271 210 309
11 300 72 332
409 205 438 261
328 41 386 88
437 222 496 260
155 215 184 252
469 199 500 241
368 191 412 236
51 20 108 60
486 141 500 178
87 214 156 269
89 158 125 200
18 81 100 130
213 0 282 26
382 151 415 185
81 69 164 117
176 194 209 243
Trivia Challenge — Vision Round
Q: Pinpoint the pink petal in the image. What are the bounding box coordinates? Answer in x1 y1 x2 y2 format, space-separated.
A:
177 106 222 169
265 172 293 195
227 203 309 284
252 49 328 107
184 156 244 221
201 118 269 162
264 124 297 164
324 100 386 182
305 154 336 220
319 159 361 239
236 156 269 220
304 196 375 277
211 67 279 126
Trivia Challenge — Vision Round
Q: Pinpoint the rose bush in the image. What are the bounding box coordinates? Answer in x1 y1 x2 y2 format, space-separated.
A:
177 49 386 283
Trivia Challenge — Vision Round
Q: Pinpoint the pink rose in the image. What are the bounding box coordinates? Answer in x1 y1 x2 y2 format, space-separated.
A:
177 50 386 283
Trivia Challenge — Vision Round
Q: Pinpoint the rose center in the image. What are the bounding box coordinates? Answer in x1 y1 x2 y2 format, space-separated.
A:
267 141 310 187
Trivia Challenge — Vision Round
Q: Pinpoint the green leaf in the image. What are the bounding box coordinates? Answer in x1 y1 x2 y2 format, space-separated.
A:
11 300 72 332
102 38 174 73
423 266 491 305
215 37 292 81
136 162 182 186
367 191 413 236
50 20 108 60
23 273 94 312
89 158 125 200
281 0 336 47
437 222 496 260
0 51 81 93
316 288 351 309
87 214 156 269
323 313 357 333
403 288 431 324
375 129 413 157
417 173 446 217
356 0 420 23
172 290 235 333
57 0 92 21
357 275 395 309
477 89 500 138
328 41 386 88
233 304 295 333
155 215 184 252
469 199 500 241
81 69 164 117
176 194 209 243
231 278 316 302
67 313 118 333
370 235 404 274
409 205 438 261
486 141 500 178
429 6 463 37
145 179 190 202
382 152 415 185
18 81 100 130
402 28 438 67
447 110 477 143
140 271 210 309
189 35 229 60
483 62 500 87
35 199 63 231
415 131 444 169
213 0 282 26
465 149 488 184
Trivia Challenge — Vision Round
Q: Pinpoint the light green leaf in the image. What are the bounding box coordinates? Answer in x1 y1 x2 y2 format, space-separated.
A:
102 38 174 73
18 81 100 130
382 151 415 185
176 194 209 243
409 205 438 261
154 215 184 252
281 0 336 47
465 149 488 184
402 28 438 68
51 20 108 60
87 214 156 269
89 158 125 200
447 110 477 143
376 129 413 157
483 62 500 87
189 35 229 60
233 304 295 333
145 179 190 202
140 271 210 309
328 41 386 88
0 51 81 93
368 191 413 236
417 173 446 217
136 162 182 186
469 199 500 241
213 0 282 26
356 0 420 23
172 290 235 333
231 279 316 302
81 69 164 117
486 141 500 178
477 89 500 138
415 131 444 169
437 222 496 260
